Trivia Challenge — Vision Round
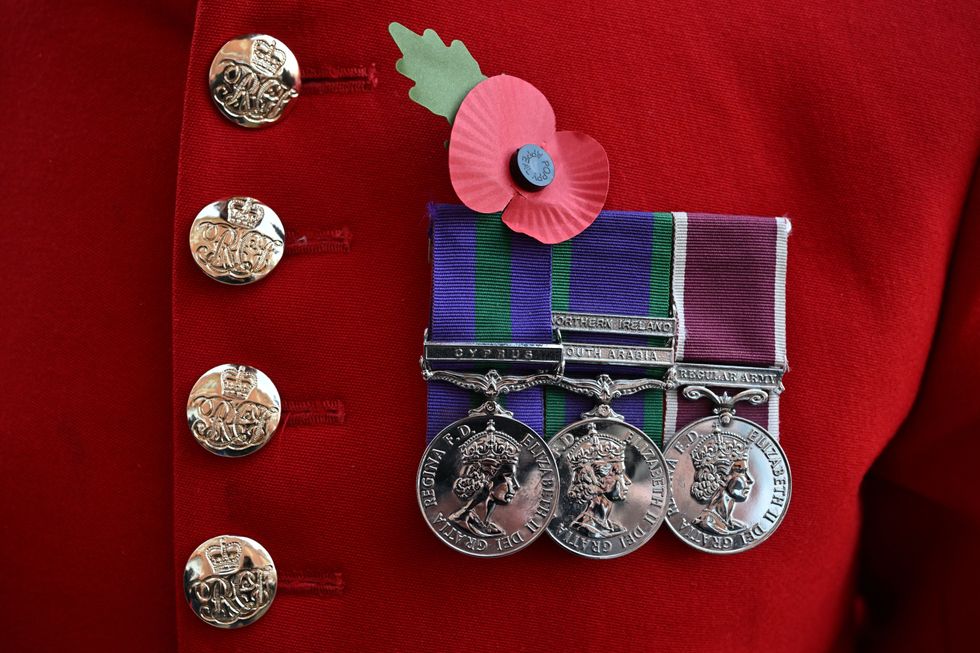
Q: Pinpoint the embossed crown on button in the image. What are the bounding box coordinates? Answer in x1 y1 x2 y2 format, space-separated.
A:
221 365 258 400
225 197 265 229
249 38 287 76
205 537 243 574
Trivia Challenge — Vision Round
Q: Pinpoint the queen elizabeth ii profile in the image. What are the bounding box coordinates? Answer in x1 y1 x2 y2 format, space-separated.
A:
690 433 755 535
449 420 522 537
566 424 632 538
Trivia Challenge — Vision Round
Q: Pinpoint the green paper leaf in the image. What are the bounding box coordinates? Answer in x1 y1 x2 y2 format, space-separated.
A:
389 22 487 123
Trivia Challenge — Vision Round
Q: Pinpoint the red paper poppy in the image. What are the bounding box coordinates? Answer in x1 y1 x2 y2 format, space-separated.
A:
448 74 610 244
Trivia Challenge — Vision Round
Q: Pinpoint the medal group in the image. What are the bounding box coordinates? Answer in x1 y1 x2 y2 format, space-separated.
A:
415 209 792 559
390 24 794 560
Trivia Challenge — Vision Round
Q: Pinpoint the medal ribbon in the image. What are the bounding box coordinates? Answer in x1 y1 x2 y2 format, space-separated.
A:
666 212 790 440
427 204 553 441
545 211 674 445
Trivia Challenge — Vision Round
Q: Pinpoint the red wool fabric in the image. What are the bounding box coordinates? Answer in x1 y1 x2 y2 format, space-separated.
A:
1 1 978 651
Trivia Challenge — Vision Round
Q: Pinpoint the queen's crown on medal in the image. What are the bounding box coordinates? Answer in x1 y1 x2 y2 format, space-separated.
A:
568 424 627 467
459 420 520 466
689 431 749 469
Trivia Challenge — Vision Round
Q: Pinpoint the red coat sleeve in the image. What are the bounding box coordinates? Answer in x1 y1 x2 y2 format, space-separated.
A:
858 168 980 651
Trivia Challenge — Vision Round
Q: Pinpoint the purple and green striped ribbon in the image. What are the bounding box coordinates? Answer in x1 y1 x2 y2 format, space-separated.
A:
545 211 674 446
427 204 552 441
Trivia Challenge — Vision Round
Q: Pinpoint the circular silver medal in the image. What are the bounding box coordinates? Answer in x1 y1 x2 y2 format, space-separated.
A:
417 404 559 557
547 418 669 559
664 414 791 554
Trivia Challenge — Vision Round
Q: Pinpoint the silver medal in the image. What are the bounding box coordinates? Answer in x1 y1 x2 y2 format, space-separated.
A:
546 375 670 558
664 387 791 554
416 370 559 557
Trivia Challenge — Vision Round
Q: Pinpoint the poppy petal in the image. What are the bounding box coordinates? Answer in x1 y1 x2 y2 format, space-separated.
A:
502 130 609 244
449 75 556 214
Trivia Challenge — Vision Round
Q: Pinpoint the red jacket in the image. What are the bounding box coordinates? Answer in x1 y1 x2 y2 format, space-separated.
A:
2 1 978 650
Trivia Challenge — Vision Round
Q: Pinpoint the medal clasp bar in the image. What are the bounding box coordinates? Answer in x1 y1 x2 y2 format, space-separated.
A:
423 341 564 368
552 311 676 338
673 362 785 392
562 342 674 368
422 328 564 373
421 331 563 417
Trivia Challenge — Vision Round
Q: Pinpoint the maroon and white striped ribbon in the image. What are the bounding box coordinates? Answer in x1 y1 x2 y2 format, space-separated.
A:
665 212 790 440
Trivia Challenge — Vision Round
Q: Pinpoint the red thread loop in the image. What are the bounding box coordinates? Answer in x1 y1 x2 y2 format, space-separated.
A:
286 227 352 255
278 572 345 596
301 64 377 94
281 400 346 428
